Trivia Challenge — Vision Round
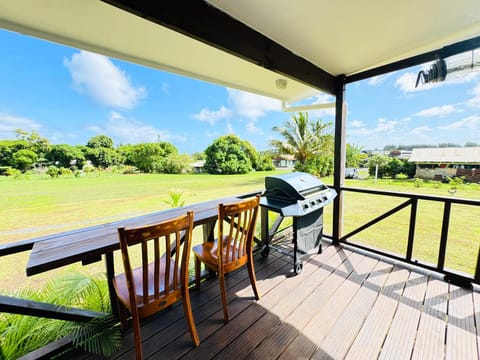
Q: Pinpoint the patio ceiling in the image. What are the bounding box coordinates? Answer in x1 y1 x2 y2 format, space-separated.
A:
1 1 480 102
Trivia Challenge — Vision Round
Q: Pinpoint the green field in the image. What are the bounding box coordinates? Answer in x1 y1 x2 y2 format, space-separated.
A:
1 170 480 292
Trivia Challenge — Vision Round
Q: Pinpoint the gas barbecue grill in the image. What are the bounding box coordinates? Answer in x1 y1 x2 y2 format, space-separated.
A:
260 172 337 274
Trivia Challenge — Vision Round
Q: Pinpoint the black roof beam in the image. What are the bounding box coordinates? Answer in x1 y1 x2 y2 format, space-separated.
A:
346 35 480 84
101 0 336 95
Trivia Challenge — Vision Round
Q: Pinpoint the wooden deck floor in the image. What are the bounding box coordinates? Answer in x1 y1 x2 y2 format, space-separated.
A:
72 242 480 360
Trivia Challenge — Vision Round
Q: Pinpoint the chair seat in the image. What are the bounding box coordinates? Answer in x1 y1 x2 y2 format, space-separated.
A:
113 258 181 310
192 236 247 272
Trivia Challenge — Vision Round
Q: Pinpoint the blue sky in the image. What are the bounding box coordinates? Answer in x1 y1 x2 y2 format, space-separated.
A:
1 28 480 154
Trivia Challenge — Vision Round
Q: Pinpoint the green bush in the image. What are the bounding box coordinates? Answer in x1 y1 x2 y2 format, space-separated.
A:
59 167 73 176
0 272 120 359
395 173 408 180
0 166 21 177
46 166 60 178
431 180 441 189
413 178 424 188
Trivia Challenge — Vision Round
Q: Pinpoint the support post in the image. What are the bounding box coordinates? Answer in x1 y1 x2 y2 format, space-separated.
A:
332 75 347 244
105 252 118 318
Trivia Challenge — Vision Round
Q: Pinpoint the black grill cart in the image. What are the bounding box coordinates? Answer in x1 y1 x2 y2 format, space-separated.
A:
260 172 337 274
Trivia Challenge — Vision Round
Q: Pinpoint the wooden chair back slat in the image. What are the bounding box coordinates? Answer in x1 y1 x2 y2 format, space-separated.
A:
218 197 259 266
193 196 260 323
115 211 199 359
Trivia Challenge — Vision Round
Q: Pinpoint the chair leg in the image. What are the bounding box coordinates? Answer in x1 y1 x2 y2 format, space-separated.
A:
218 270 230 322
181 286 200 346
194 256 201 290
131 310 143 360
247 253 260 300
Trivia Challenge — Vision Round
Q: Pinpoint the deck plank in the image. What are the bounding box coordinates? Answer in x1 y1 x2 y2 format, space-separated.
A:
315 260 393 359
345 265 410 360
411 277 448 360
68 243 480 360
215 245 341 360
301 251 380 345
378 270 428 360
445 284 478 360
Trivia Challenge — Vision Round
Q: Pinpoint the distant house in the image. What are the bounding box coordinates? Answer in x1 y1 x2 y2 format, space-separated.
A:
271 154 295 168
408 147 480 181
191 160 205 173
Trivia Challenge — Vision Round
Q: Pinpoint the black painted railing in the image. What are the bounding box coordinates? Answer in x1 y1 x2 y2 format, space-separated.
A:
336 186 480 287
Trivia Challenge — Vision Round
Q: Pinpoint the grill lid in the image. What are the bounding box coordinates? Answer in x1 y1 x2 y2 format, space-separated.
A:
261 172 337 217
264 172 329 201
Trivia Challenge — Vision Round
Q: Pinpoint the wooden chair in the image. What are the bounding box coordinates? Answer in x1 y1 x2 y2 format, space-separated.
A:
192 196 260 322
113 211 200 360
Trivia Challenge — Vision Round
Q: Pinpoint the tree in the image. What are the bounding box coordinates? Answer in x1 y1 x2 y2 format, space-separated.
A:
192 152 206 161
12 149 37 171
346 143 366 168
368 154 389 178
271 112 333 176
86 135 114 149
15 129 50 157
0 139 28 167
85 147 122 168
127 142 179 173
159 153 192 174
84 135 120 168
47 144 85 168
204 135 253 174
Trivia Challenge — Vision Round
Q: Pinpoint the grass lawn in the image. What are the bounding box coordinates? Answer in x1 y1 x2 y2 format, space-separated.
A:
1 170 479 292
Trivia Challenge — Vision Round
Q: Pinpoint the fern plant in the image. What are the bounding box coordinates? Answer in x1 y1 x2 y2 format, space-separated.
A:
162 190 186 208
0 271 121 359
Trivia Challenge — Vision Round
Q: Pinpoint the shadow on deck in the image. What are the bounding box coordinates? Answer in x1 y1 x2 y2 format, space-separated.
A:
70 242 480 359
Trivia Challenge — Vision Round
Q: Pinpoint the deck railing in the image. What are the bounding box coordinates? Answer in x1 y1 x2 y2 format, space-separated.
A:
333 186 480 287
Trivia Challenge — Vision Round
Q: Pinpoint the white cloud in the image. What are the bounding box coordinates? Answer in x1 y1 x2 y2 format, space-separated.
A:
467 82 480 108
349 117 399 136
309 94 336 117
376 118 399 132
0 112 40 139
349 119 365 128
90 111 184 144
226 122 234 134
227 88 280 120
193 106 232 125
161 83 169 95
395 72 426 93
414 105 456 117
438 115 480 130
246 121 262 134
410 126 432 136
64 51 147 110
368 74 392 86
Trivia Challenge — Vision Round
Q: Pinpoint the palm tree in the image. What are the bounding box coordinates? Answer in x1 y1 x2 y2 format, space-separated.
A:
270 112 333 166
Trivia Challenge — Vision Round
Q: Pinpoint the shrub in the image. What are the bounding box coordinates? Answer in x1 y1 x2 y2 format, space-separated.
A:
413 178 424 188
59 167 73 176
395 173 408 180
447 176 465 190
0 272 120 359
46 166 60 178
431 181 441 189
162 190 186 208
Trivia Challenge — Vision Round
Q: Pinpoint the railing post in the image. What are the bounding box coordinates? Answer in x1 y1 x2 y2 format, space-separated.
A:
437 201 451 271
105 252 118 317
332 75 346 245
474 247 480 284
406 198 417 261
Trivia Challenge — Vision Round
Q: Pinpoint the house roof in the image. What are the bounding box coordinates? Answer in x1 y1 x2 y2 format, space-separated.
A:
409 147 480 164
1 1 480 102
